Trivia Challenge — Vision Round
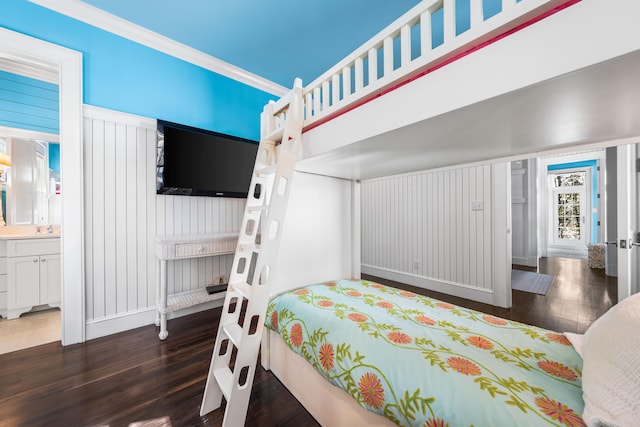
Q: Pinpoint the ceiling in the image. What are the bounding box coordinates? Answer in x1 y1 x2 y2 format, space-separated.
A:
78 0 421 89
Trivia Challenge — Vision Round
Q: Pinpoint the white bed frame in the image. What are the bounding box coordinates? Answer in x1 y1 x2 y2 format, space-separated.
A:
261 329 395 427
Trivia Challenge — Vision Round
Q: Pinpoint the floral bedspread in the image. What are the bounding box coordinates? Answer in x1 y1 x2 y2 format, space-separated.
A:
265 279 585 427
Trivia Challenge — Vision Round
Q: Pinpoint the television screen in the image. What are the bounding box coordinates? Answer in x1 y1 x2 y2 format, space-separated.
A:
156 120 258 198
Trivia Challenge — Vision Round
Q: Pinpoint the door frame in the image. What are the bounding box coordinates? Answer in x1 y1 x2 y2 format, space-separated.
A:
537 151 605 258
0 27 85 345
617 143 639 300
548 167 591 248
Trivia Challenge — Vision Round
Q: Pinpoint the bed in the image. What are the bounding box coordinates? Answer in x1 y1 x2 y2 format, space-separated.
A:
262 279 640 427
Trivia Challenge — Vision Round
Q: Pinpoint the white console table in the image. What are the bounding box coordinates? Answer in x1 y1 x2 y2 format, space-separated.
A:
155 232 238 340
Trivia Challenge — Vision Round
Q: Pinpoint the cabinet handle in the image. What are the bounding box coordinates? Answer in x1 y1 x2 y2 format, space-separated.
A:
41 258 46 262
33 258 38 262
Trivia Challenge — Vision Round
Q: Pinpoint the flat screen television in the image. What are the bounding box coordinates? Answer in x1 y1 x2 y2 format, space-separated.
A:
156 120 258 198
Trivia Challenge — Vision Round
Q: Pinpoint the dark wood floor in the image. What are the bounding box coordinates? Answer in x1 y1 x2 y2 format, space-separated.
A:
0 257 616 426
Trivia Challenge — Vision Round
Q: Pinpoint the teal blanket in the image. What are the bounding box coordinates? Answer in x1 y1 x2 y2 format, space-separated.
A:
266 279 585 427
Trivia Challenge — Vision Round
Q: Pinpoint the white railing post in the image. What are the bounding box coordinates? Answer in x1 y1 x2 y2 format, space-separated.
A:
420 10 433 55
321 80 330 111
342 66 351 99
383 36 394 77
470 0 484 28
331 74 340 106
400 24 411 67
367 47 377 85
354 56 364 91
443 0 456 43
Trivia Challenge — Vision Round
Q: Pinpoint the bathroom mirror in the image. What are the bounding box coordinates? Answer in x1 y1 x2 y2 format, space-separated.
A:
0 135 61 226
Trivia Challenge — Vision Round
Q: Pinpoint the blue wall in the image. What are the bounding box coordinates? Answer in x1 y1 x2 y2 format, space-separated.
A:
0 0 274 140
0 70 59 134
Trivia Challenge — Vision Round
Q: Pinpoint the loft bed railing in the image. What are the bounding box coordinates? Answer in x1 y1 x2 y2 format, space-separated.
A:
263 0 579 140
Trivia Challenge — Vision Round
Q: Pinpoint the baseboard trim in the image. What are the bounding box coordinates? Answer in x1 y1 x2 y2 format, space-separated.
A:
85 299 224 340
512 256 537 268
362 265 495 305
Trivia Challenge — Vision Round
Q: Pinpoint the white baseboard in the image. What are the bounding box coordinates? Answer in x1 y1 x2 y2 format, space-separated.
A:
85 298 224 341
512 256 537 268
361 265 495 305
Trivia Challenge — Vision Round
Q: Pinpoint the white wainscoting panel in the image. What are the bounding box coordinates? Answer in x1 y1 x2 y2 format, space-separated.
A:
83 106 242 329
362 163 510 304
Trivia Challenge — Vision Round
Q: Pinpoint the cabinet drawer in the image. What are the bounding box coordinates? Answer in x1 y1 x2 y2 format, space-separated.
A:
174 242 234 258
7 238 60 257
0 275 6 292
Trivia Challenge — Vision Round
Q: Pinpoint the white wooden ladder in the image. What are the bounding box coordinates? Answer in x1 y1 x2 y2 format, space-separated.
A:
199 79 304 425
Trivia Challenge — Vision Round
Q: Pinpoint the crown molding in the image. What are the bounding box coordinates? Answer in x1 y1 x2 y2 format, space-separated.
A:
28 0 288 96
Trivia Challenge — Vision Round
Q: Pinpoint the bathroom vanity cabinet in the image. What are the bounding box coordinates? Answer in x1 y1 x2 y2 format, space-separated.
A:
0 236 60 319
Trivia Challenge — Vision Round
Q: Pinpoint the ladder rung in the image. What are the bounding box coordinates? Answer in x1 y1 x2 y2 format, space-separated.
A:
238 243 260 252
230 281 251 299
214 367 233 401
222 322 243 348
256 165 277 177
246 205 268 214
265 127 284 142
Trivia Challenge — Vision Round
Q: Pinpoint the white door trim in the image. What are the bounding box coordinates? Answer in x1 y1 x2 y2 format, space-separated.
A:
548 167 591 248
0 27 85 345
617 143 638 300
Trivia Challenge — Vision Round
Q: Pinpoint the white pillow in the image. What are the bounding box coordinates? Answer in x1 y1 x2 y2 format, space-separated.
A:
564 332 584 358
581 292 640 427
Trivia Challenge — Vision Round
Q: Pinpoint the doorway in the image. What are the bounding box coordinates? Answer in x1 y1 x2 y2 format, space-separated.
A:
0 27 84 346
548 167 591 259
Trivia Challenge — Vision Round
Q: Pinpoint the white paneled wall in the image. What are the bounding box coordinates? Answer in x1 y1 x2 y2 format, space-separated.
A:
362 163 511 306
83 106 242 327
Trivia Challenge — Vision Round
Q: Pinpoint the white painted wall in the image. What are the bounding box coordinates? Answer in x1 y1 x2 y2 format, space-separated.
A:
83 106 243 339
274 171 355 295
361 163 511 307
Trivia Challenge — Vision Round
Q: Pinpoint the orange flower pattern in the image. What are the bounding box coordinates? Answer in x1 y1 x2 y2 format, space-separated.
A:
348 313 368 323
538 360 578 381
467 335 494 350
416 315 436 326
436 302 454 310
447 357 482 376
483 315 508 326
265 279 584 427
319 343 335 371
388 331 412 345
317 300 334 307
535 397 586 427
546 333 572 346
290 323 303 348
358 372 385 409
